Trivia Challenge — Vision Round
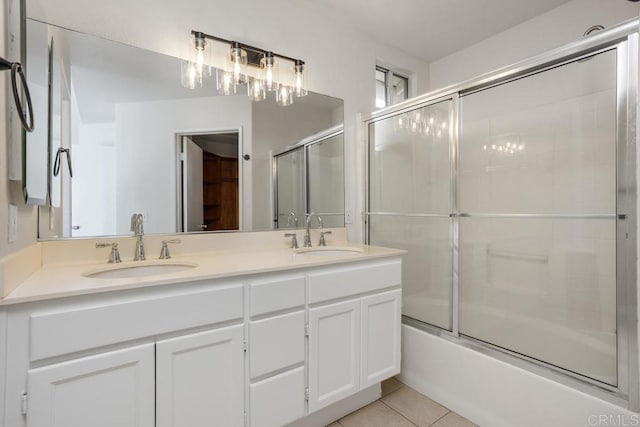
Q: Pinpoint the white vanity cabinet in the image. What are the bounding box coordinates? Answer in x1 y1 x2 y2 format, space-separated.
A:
247 274 306 427
27 344 155 427
1 256 402 427
307 260 402 413
156 325 245 427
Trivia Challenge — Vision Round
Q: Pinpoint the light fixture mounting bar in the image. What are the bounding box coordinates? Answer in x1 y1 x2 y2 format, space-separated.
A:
191 30 303 65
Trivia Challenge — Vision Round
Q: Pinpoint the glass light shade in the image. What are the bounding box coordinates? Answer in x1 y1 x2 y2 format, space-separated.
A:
260 52 279 92
181 60 201 89
248 77 266 102
293 60 307 97
181 33 212 89
228 45 248 86
216 68 236 95
276 85 294 106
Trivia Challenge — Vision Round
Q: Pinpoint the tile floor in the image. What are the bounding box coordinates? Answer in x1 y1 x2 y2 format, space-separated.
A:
326 377 477 427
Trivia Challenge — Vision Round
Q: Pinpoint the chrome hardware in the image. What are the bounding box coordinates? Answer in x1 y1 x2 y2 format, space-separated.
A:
304 213 323 247
159 239 181 259
286 211 298 228
130 213 145 261
95 242 121 264
284 233 299 249
318 230 332 247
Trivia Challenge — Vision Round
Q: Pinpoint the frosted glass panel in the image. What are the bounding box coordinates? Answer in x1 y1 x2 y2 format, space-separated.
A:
460 49 616 215
308 135 344 228
369 101 452 214
459 217 616 385
276 148 305 229
369 215 452 330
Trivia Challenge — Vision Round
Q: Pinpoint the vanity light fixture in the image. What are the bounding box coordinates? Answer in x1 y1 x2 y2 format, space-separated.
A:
182 30 308 105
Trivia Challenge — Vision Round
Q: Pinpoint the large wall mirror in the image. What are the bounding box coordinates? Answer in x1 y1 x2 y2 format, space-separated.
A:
25 19 345 239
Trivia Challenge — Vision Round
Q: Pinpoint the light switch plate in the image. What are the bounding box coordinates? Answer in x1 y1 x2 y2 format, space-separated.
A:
8 204 18 243
345 208 353 224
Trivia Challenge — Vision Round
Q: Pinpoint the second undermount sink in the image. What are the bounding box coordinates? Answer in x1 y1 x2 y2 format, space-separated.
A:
294 247 364 257
84 262 198 279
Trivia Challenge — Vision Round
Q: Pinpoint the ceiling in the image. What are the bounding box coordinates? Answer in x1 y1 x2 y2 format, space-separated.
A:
315 0 573 62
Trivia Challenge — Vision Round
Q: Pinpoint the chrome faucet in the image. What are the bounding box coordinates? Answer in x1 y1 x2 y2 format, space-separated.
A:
130 213 145 261
95 242 121 263
286 211 298 228
304 213 323 247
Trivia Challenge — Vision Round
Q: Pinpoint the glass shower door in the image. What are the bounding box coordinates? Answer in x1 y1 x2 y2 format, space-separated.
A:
458 49 618 384
368 100 454 330
308 134 344 228
275 147 306 229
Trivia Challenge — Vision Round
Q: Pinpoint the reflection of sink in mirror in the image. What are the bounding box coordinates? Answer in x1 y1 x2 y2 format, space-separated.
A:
84 263 198 279
295 247 364 257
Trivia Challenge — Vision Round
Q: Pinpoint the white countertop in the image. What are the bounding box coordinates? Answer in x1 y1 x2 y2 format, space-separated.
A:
1 243 405 306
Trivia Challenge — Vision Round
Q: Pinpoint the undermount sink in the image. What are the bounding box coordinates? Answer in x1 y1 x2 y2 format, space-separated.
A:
294 247 364 257
84 262 198 279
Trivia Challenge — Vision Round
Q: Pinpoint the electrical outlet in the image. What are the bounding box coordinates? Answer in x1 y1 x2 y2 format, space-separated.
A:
8 204 18 243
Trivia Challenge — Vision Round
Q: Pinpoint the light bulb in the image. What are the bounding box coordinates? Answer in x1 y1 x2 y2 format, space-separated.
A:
196 49 204 73
292 60 307 97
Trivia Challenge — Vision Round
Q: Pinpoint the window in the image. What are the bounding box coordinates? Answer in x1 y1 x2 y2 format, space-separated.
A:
375 66 409 109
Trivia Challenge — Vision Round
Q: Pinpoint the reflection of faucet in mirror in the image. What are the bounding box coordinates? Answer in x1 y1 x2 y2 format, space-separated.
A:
130 213 145 261
304 213 323 247
286 212 298 228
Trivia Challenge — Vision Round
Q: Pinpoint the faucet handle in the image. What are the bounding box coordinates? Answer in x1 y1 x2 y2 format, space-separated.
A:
95 242 121 264
319 231 332 247
284 233 299 249
159 239 181 260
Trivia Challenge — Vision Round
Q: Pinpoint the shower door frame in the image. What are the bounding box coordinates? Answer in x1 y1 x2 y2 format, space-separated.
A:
363 19 639 409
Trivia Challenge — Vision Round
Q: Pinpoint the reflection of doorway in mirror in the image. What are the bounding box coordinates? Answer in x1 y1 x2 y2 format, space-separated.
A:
180 132 241 232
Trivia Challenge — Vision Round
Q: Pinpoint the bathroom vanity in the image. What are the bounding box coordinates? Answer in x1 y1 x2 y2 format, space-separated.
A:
0 231 403 427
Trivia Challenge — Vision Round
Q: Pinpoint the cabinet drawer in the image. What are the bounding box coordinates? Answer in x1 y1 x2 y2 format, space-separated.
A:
308 259 401 304
250 367 305 427
250 311 305 379
249 275 305 317
30 283 243 361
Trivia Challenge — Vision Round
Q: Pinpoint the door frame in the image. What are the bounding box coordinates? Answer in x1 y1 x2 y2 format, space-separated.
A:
174 127 244 232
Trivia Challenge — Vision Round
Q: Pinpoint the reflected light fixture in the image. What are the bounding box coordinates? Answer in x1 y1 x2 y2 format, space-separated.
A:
181 30 307 106
276 85 294 106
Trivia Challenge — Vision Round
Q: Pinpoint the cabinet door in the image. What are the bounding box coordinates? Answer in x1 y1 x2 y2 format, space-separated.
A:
27 344 154 427
361 289 402 388
308 299 360 413
250 366 305 427
156 325 244 427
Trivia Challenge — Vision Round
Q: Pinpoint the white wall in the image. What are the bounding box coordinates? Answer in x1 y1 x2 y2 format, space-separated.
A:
428 0 639 90
23 0 431 246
